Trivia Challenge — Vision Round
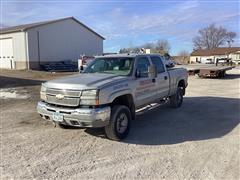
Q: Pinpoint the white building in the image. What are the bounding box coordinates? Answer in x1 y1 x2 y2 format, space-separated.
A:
0 17 104 69
190 47 240 64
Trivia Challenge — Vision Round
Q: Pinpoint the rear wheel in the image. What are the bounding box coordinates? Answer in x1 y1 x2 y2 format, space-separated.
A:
219 71 226 78
104 105 131 141
169 87 184 108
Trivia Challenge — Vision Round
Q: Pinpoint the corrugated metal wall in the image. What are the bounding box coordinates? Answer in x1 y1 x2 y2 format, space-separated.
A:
27 18 103 69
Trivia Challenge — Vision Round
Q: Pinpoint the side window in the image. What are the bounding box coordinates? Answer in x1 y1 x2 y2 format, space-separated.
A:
150 56 165 73
136 57 150 77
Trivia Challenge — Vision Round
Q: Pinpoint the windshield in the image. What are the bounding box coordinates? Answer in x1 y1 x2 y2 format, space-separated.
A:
83 57 134 76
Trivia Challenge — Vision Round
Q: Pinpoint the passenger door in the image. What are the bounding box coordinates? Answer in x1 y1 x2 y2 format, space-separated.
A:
134 56 157 107
150 56 170 99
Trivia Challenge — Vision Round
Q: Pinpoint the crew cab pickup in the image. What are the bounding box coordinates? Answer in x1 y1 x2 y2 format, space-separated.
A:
37 54 188 140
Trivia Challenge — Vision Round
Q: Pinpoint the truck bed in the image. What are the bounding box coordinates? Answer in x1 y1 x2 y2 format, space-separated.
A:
167 67 188 96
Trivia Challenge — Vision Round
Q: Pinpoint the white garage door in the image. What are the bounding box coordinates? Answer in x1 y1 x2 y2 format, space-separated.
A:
0 38 15 69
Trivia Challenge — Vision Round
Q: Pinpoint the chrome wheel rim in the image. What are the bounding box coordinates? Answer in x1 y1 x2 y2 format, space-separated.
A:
116 113 128 134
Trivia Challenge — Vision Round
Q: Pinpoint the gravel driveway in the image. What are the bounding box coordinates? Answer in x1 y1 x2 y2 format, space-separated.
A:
1 69 239 179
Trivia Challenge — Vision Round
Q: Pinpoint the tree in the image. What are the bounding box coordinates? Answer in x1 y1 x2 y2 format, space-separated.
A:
155 39 171 54
176 50 190 64
178 50 189 57
119 39 171 55
193 23 237 50
119 47 140 54
142 42 154 49
119 48 129 54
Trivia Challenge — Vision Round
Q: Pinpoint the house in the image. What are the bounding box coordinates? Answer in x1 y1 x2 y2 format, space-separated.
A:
0 17 105 70
190 47 240 64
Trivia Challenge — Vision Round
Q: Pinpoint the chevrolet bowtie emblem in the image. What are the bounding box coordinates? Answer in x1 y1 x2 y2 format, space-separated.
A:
56 94 64 100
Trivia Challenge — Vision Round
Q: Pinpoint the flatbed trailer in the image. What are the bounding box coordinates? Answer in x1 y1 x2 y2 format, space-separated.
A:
174 64 234 78
174 64 206 75
198 66 234 78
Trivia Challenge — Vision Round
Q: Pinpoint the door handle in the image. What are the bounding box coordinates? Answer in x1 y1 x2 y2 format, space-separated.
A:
164 76 168 80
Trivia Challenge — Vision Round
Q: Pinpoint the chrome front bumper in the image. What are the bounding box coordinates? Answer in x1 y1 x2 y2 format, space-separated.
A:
37 101 111 127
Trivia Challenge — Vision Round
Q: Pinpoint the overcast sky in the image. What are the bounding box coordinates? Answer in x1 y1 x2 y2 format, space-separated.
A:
1 0 239 55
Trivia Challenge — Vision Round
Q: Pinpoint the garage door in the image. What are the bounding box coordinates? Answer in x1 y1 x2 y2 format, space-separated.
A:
0 38 15 69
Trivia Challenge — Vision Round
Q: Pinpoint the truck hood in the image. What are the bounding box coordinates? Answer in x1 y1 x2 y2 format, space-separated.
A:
44 73 128 90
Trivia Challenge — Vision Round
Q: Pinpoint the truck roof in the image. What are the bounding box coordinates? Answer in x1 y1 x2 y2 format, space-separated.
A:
95 53 162 58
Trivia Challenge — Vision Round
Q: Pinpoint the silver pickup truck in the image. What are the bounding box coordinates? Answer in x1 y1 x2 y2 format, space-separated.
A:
37 54 188 140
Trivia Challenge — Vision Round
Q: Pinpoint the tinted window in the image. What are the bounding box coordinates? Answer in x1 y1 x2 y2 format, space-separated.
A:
150 56 165 73
136 57 150 77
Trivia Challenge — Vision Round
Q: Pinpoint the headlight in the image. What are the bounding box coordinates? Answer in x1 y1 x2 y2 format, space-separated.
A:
40 92 47 101
40 84 47 101
81 90 99 100
80 90 99 105
41 84 47 92
81 90 98 96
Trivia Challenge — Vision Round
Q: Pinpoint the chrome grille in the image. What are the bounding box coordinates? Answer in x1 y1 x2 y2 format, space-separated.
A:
46 88 81 97
46 95 80 107
45 88 81 106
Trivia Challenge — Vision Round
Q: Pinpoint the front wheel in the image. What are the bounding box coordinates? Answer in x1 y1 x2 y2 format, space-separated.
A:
169 87 184 108
104 105 131 141
58 123 72 129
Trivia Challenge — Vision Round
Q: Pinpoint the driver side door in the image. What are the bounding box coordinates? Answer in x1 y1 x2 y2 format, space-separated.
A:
134 56 157 108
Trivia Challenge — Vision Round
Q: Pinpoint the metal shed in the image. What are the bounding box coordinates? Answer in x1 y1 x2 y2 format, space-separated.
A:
0 17 105 70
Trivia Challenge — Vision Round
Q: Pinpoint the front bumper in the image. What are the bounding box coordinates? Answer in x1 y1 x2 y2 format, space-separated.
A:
37 101 110 127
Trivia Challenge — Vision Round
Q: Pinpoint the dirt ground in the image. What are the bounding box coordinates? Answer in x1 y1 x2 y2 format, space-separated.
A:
1 68 240 179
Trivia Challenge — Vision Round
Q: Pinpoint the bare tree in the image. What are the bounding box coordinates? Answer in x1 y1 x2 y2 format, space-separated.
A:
119 48 129 54
155 39 171 54
178 50 189 57
119 47 140 54
193 23 237 50
175 50 190 64
142 42 154 49
119 39 171 55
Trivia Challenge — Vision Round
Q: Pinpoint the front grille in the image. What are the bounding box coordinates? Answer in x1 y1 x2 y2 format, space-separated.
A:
45 88 81 106
46 95 80 106
46 88 81 97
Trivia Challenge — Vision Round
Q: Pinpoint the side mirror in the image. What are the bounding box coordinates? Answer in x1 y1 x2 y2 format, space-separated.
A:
148 65 157 78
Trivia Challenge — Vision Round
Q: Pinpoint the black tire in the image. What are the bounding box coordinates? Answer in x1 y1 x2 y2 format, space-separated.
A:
58 123 71 129
104 105 131 141
169 87 184 108
219 71 226 78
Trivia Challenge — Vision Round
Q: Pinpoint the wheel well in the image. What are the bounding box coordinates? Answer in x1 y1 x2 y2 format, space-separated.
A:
178 80 185 95
111 94 135 120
